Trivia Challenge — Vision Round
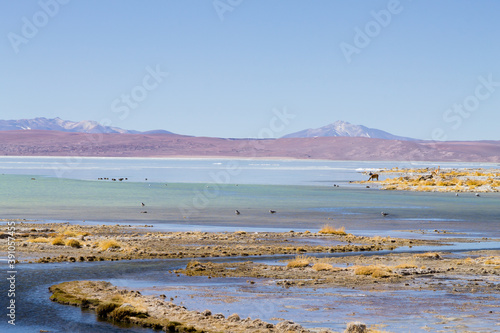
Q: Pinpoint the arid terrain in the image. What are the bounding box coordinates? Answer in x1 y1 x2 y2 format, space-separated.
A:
3 222 500 332
3 222 432 264
1 130 500 162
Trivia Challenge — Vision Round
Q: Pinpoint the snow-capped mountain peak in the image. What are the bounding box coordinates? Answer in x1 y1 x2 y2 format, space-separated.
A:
0 117 144 134
281 120 415 141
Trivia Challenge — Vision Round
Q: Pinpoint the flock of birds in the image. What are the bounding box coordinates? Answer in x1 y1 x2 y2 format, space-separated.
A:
101 176 482 218
138 205 278 216
235 209 276 215
97 177 128 181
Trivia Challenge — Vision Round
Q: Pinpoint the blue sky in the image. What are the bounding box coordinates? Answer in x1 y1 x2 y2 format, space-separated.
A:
1 0 499 140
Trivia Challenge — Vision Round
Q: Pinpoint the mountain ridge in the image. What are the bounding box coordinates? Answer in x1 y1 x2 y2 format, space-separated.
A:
282 120 415 141
1 118 413 141
0 117 174 135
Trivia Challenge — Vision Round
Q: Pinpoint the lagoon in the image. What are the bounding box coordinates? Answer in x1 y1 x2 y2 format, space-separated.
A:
1 157 499 332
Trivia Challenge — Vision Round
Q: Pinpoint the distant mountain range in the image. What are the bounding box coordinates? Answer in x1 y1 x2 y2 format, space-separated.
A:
0 118 413 141
0 118 498 161
0 117 173 135
0 130 498 162
282 120 415 141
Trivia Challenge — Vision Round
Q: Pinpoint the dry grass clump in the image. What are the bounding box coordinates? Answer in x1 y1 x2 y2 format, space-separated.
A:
414 252 441 259
484 257 500 266
99 239 122 250
312 262 336 271
28 237 50 243
456 258 475 265
66 239 81 248
108 305 149 321
394 262 417 269
58 228 90 237
353 265 393 278
51 237 65 246
287 255 311 268
63 230 76 237
466 179 486 186
318 225 347 235
96 302 120 319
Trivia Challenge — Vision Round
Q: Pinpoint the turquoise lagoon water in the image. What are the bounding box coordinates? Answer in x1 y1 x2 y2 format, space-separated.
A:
0 157 499 237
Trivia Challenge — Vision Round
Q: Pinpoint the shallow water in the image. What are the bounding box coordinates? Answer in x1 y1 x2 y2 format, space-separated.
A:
1 173 499 238
0 260 186 333
1 255 498 333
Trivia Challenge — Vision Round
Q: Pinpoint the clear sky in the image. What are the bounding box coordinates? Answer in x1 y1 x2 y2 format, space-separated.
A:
1 0 500 140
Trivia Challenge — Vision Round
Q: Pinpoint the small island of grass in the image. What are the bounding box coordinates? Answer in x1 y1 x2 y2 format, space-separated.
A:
357 167 500 192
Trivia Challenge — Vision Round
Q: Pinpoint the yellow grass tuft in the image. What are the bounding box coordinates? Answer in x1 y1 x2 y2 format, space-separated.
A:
63 230 76 237
28 237 50 243
66 239 81 248
484 259 500 265
466 179 487 187
318 225 346 235
312 263 336 271
51 237 65 246
394 262 417 269
99 239 122 250
456 257 475 265
287 255 311 268
353 265 393 278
